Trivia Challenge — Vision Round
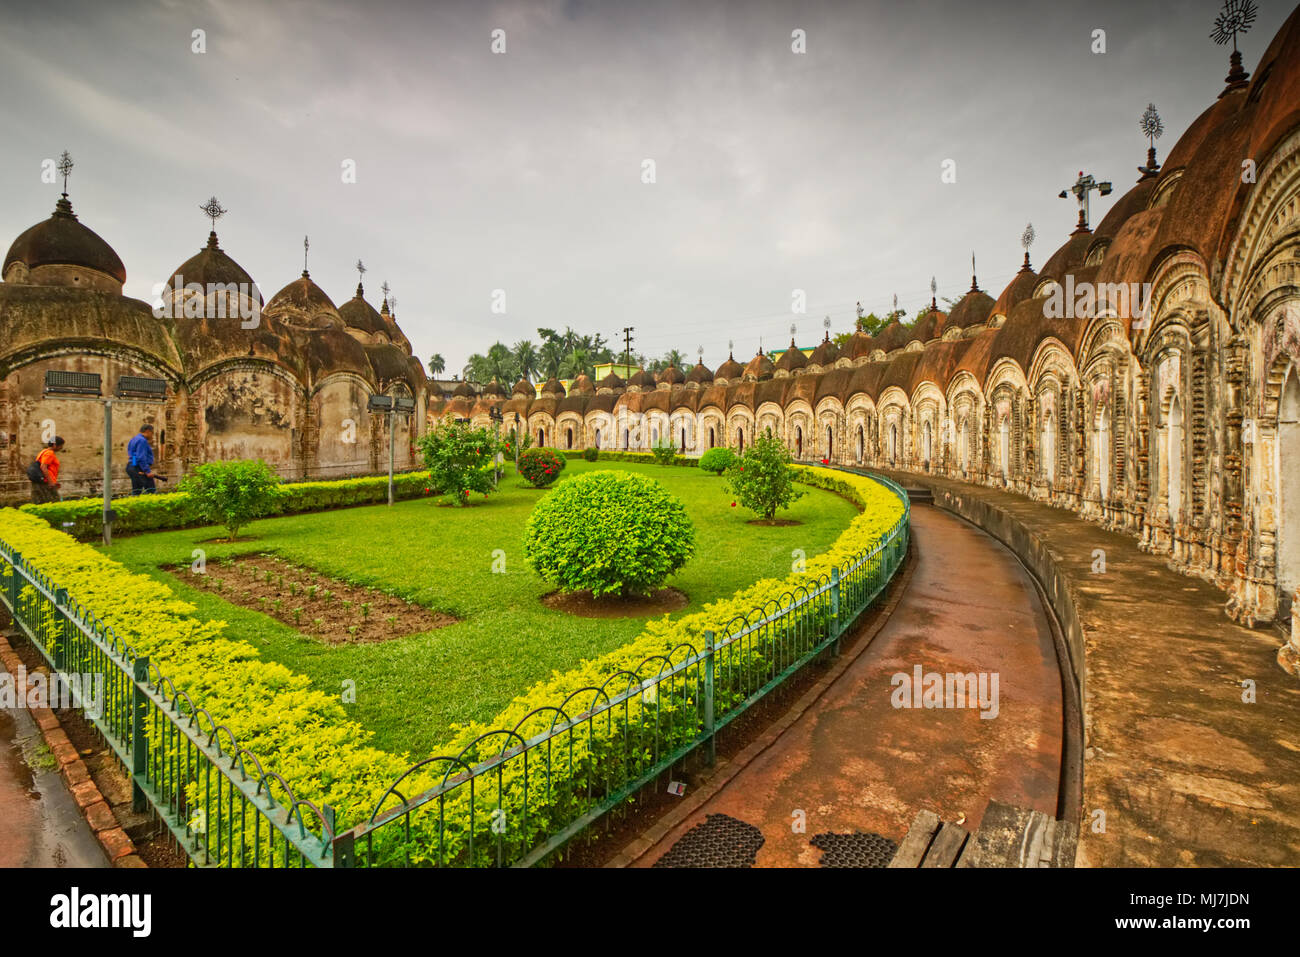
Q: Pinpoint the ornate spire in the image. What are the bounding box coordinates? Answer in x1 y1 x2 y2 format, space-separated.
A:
1212 0 1256 96
355 258 366 297
200 196 226 248
1020 222 1036 272
380 280 391 314
302 235 310 278
1137 104 1164 181
823 315 832 342
54 150 76 219
930 276 938 311
970 251 980 293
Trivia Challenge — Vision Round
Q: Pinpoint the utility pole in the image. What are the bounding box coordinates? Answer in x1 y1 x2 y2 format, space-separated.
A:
620 326 635 369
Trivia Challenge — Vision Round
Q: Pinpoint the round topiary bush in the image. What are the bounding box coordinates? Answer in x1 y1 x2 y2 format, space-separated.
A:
518 447 565 487
524 470 696 597
582 447 599 462
699 447 737 475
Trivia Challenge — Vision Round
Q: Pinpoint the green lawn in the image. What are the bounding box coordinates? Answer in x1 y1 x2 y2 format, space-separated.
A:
107 460 858 757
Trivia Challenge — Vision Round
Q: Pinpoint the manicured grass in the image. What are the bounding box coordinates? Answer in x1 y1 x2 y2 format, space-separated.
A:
106 460 858 757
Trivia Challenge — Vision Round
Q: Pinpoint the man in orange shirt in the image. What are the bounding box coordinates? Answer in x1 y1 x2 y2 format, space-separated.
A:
28 437 64 504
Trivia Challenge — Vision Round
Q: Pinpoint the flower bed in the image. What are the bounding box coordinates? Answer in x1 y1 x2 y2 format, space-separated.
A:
0 466 905 867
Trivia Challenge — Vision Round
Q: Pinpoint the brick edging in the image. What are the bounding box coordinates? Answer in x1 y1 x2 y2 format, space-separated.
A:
606 544 918 867
0 633 145 867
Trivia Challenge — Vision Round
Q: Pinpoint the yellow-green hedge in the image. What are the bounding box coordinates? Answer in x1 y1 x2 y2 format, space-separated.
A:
0 466 905 866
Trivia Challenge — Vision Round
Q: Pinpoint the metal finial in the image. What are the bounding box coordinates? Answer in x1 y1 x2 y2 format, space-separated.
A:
389 294 397 315
697 345 704 358
789 323 797 337
200 196 227 231
303 235 310 275
823 315 831 329
930 276 937 295
1212 0 1257 50
1140 104 1164 145
381 280 390 300
728 338 734 351
57 151 73 195
356 259 366 279
1021 222 1036 250
892 293 898 313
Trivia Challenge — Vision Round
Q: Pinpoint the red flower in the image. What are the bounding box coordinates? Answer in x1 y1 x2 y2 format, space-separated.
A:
730 502 737 507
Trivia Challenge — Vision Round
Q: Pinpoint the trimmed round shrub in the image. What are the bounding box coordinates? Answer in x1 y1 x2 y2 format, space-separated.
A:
582 446 599 462
518 447 566 487
524 470 696 597
178 459 285 539
699 447 737 475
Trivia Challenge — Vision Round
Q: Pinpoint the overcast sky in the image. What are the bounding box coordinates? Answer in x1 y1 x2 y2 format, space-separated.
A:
1 0 1291 376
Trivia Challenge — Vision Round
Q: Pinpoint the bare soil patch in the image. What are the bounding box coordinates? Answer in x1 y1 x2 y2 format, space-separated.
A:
542 587 688 618
169 553 456 644
745 518 802 527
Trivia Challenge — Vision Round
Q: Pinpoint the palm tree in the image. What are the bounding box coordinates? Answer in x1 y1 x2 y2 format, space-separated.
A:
463 354 489 384
663 348 687 372
539 340 565 379
485 342 517 384
560 347 595 379
427 353 445 378
512 340 539 383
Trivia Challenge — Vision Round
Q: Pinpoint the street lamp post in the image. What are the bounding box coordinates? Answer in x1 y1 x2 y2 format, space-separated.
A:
489 406 504 487
368 394 415 505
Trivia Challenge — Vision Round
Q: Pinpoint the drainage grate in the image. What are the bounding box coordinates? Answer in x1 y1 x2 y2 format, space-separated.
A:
810 831 899 868
653 814 765 868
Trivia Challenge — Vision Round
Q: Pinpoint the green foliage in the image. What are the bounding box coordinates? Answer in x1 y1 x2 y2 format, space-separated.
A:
415 417 501 506
21 471 435 540
582 447 599 462
0 464 904 867
177 460 286 539
650 440 678 465
517 447 565 488
725 433 805 520
524 470 696 597
698 447 737 474
560 450 699 468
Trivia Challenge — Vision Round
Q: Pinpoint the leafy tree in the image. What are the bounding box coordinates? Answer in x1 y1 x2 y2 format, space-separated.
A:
725 432 805 520
427 353 445 378
524 470 696 597
415 417 502 506
518 447 565 487
179 459 285 540
512 340 539 382
538 340 565 379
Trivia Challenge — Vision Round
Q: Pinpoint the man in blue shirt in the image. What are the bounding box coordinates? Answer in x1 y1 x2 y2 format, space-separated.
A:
126 424 157 495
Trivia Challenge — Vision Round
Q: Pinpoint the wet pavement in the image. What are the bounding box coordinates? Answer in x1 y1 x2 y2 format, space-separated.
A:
0 700 108 868
631 505 1064 867
876 471 1300 867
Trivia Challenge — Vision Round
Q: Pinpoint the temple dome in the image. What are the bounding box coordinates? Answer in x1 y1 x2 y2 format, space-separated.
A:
264 270 343 330
774 340 808 375
742 350 775 382
685 360 714 386
512 377 535 397
166 232 257 297
4 195 126 292
714 352 744 383
338 283 389 339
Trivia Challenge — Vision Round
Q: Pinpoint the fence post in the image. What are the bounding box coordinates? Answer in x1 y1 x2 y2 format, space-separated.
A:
131 656 150 813
7 552 21 624
830 567 842 656
703 630 716 767
53 587 69 674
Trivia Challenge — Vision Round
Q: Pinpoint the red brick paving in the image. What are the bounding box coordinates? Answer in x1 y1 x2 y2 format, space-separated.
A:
630 505 1064 867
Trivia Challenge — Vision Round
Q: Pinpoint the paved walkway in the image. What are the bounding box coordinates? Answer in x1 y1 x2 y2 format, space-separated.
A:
0 701 108 868
874 469 1300 867
629 505 1064 867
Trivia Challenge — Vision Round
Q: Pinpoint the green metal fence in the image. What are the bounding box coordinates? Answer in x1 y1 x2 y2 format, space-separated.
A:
333 470 910 867
0 543 336 868
0 470 908 869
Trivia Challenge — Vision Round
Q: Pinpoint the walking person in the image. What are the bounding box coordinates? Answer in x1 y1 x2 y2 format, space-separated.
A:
126 424 158 495
26 437 64 504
